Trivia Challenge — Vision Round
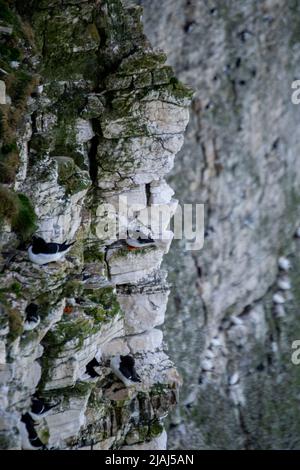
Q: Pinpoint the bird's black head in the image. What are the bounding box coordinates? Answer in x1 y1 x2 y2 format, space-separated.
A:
25 303 38 315
31 235 47 253
120 355 135 367
21 412 34 425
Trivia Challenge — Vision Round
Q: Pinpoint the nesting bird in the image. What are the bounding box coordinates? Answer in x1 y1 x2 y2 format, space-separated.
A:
125 230 156 251
82 357 101 381
277 277 291 291
28 236 75 265
24 303 40 331
278 257 291 272
20 413 45 450
273 292 285 304
29 397 59 420
110 355 141 386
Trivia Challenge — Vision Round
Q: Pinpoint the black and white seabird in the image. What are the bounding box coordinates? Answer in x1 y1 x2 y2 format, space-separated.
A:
29 397 59 421
28 236 76 265
81 358 101 381
126 230 155 250
110 355 141 386
20 413 46 450
24 303 40 331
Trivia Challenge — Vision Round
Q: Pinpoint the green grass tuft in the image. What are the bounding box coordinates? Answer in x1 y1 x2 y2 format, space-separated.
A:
11 193 37 241
0 186 37 240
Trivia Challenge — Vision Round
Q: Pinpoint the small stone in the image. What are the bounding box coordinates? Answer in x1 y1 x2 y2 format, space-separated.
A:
278 257 290 271
295 227 300 238
273 292 285 304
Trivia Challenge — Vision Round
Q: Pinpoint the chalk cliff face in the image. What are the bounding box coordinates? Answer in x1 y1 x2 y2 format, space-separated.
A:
133 0 300 449
0 0 191 449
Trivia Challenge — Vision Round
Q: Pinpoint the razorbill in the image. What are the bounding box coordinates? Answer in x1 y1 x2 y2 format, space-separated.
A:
20 413 45 450
28 236 75 265
24 303 40 331
81 357 101 381
29 397 59 420
126 230 155 250
110 355 141 386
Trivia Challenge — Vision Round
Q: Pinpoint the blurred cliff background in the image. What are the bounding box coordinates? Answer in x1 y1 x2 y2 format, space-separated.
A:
128 0 300 449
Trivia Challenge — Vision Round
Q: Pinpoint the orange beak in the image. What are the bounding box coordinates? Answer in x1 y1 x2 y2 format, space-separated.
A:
64 306 73 314
127 245 139 251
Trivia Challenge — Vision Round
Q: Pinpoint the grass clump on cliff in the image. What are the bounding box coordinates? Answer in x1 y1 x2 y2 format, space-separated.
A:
0 0 39 184
0 185 37 240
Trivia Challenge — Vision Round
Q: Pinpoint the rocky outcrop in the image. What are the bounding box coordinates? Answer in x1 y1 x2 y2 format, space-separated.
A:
0 0 191 449
133 0 300 450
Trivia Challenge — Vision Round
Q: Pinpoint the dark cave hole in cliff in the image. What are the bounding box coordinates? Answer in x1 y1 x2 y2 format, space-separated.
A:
145 183 151 206
88 134 99 184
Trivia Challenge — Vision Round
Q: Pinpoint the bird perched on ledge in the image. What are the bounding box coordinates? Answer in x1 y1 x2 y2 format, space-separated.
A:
24 303 40 331
125 230 155 251
28 235 75 265
110 355 141 386
20 413 46 450
81 357 101 381
29 397 59 421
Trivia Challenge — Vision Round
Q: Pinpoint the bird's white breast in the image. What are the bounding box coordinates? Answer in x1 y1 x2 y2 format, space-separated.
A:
28 246 66 265
110 356 133 387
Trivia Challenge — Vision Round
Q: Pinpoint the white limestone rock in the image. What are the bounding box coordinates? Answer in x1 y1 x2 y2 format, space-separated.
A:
97 134 184 190
127 328 163 354
101 96 189 138
118 290 169 334
46 394 91 447
75 118 94 143
107 246 165 285
149 179 175 205
101 338 130 358
137 200 178 237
